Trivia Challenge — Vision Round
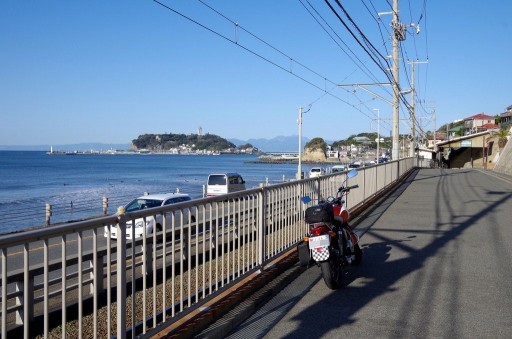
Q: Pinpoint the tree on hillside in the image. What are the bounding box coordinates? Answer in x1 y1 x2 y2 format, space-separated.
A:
497 128 510 150
305 137 327 152
238 143 254 149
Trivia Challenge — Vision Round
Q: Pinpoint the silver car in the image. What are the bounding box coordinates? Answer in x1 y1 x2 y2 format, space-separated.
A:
104 193 196 240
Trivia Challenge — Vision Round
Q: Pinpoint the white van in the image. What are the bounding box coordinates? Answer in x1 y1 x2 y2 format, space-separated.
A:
207 173 246 197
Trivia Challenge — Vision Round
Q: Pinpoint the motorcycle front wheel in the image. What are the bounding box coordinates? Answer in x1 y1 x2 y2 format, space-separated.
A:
320 259 342 289
351 243 362 266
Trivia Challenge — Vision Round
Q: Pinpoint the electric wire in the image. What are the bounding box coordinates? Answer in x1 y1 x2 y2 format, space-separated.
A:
197 0 397 128
325 0 392 80
155 0 429 142
152 0 381 123
299 0 384 87
201 0 422 134
333 0 390 64
362 0 391 59
299 0 396 132
196 0 385 123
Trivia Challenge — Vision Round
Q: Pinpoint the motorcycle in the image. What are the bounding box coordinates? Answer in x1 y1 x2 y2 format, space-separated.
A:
298 168 362 289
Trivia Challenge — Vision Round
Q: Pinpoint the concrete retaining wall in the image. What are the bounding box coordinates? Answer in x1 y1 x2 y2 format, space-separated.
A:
493 129 512 176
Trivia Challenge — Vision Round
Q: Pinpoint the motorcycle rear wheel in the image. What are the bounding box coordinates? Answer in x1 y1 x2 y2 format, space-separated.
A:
320 259 342 289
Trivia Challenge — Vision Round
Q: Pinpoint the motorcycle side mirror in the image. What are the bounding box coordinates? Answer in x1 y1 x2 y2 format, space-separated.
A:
301 196 312 204
347 169 358 179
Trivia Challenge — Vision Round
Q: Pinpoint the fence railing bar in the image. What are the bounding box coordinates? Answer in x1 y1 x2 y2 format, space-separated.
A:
0 160 416 337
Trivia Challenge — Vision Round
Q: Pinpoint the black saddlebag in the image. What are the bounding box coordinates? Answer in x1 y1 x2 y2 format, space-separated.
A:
304 203 333 224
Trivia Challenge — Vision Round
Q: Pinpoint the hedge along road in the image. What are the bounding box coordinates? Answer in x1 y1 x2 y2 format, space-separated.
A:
226 168 512 338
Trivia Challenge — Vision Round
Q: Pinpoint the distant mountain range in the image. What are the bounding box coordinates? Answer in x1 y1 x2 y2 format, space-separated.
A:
0 136 334 152
229 136 309 152
229 136 335 152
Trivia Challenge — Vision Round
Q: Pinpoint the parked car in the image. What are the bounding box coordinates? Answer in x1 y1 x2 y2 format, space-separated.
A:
104 193 195 240
331 165 348 173
206 173 246 197
309 167 325 178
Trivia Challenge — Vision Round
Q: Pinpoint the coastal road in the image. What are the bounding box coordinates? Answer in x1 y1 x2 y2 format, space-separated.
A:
225 168 512 338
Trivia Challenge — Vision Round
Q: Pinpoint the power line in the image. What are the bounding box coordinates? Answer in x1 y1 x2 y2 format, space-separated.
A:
324 0 392 80
299 0 385 87
151 0 382 122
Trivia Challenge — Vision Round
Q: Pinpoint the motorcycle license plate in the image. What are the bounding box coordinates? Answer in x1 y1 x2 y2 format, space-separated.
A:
308 235 330 249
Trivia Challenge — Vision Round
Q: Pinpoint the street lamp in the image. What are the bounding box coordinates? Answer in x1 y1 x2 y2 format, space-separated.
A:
297 105 311 179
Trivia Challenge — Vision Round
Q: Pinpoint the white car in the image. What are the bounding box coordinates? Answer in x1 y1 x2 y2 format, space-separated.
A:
309 167 325 178
104 193 195 240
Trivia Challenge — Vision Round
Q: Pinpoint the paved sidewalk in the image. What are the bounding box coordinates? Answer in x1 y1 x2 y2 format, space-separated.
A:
227 168 512 338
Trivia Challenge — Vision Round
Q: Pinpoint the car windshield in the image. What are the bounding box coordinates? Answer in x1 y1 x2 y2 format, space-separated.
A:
208 175 226 185
311 169 321 172
125 198 164 212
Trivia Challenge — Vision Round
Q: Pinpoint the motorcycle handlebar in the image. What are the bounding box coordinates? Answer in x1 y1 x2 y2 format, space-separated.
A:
338 184 359 193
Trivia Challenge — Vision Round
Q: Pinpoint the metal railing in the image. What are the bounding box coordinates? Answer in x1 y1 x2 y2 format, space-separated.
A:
0 158 415 338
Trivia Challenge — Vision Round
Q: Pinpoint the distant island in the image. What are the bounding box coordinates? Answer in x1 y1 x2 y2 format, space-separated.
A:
0 135 312 152
131 133 260 155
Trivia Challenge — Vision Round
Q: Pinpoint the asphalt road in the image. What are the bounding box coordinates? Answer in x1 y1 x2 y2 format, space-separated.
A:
226 168 512 338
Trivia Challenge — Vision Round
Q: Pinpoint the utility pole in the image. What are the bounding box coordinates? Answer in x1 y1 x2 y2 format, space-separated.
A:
432 101 437 148
373 109 381 161
391 0 400 160
408 60 428 157
297 106 303 180
380 0 419 160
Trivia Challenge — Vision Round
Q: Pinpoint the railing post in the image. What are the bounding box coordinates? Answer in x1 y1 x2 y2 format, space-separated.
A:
16 277 34 325
257 188 266 267
363 168 366 204
2 248 7 339
45 203 52 225
116 207 127 339
315 178 321 203
102 197 108 215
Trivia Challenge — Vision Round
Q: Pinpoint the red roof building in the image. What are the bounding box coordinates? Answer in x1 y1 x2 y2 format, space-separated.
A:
464 113 495 121
463 113 495 135
477 123 499 132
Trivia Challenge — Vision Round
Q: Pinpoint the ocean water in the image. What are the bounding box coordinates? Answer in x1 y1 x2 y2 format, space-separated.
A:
0 151 320 234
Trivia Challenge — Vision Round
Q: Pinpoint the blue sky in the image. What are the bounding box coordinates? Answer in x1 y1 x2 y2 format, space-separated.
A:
1 0 511 146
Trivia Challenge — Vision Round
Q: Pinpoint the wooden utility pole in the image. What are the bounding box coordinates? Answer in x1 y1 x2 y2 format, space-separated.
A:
392 0 400 160
408 60 429 157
